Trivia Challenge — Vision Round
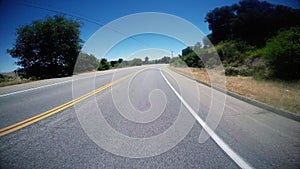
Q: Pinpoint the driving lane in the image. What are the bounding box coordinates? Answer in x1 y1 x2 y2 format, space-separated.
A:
0 65 299 168
0 66 141 128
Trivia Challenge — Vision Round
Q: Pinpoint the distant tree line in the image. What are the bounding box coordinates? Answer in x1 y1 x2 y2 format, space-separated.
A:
98 56 172 71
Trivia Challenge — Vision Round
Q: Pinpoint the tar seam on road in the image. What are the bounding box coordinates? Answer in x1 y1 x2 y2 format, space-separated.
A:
160 69 253 169
0 70 140 137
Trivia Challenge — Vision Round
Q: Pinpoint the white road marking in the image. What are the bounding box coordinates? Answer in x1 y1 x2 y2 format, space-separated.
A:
160 70 253 169
0 65 158 98
0 71 116 98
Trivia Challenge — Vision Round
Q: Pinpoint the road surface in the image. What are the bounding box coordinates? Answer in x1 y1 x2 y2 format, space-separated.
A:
0 64 299 168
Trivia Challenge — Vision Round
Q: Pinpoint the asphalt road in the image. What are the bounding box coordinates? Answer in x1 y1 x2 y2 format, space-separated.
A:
0 64 299 168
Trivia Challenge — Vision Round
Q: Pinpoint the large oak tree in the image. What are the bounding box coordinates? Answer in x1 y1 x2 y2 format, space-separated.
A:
8 15 82 78
205 0 300 47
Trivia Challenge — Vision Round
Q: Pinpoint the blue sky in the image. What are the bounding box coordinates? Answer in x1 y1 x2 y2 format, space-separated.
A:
0 0 299 72
103 34 185 61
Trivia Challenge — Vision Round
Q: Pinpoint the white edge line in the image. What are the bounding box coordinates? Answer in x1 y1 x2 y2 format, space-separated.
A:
0 79 73 97
0 71 114 98
160 69 253 169
0 65 152 97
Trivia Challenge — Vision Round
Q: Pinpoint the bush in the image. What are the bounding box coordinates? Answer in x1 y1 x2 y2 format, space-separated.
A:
74 53 99 73
225 67 239 76
0 74 15 83
264 27 300 80
225 66 254 76
248 57 270 79
246 48 266 59
181 52 202 67
98 58 110 71
216 40 255 66
205 57 219 69
170 58 187 67
128 58 143 66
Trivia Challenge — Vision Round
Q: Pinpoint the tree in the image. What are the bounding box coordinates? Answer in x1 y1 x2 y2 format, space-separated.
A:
205 0 300 46
205 6 236 44
74 53 98 73
110 60 119 67
264 27 300 80
98 58 110 71
160 56 171 63
118 58 123 63
202 36 212 48
144 56 149 64
216 40 253 65
8 15 82 78
128 58 143 66
193 42 202 50
181 52 202 67
170 57 187 67
182 46 193 56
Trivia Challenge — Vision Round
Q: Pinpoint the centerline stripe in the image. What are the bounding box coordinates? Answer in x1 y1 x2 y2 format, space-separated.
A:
0 70 141 137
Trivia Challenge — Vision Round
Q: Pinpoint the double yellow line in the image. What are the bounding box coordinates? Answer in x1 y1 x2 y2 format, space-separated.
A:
0 70 140 137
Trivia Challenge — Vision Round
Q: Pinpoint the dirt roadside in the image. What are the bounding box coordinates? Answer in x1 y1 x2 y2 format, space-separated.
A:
170 67 300 115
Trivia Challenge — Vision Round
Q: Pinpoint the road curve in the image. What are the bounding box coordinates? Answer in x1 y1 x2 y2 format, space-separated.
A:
0 64 299 168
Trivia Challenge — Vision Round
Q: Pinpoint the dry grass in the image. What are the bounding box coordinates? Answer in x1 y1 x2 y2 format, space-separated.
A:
171 67 300 115
0 78 34 87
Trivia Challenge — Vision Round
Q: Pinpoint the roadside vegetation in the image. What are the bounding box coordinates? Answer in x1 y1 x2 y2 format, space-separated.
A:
2 0 299 115
171 67 300 115
97 56 171 71
7 15 82 79
0 73 33 87
1 13 172 87
172 0 300 81
170 0 300 114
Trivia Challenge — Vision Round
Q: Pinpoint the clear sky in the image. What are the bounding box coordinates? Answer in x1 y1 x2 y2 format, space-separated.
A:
0 0 299 72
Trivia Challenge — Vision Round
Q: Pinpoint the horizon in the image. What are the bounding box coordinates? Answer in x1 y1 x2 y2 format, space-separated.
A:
1 0 299 73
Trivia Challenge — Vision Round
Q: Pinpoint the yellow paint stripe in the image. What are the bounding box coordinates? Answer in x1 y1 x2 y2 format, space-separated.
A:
0 70 141 137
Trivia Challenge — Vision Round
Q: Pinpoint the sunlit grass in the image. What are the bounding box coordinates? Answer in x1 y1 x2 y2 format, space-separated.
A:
171 67 300 115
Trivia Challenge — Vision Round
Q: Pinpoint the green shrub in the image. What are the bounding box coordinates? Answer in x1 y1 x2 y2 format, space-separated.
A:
0 74 15 83
264 27 300 80
216 40 255 66
98 58 110 71
205 57 219 69
238 67 254 76
170 58 187 67
225 67 239 76
128 58 143 66
225 66 254 76
246 48 266 59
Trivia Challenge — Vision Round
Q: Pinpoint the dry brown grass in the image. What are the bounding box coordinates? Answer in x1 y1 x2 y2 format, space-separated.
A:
0 78 34 87
170 67 300 115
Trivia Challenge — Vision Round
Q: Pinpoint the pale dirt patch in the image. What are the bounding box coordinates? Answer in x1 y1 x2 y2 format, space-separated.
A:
170 67 300 115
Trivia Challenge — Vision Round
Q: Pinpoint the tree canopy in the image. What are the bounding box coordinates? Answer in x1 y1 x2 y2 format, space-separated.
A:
205 0 300 47
74 52 99 73
98 58 110 71
8 15 82 78
128 58 143 66
264 27 300 80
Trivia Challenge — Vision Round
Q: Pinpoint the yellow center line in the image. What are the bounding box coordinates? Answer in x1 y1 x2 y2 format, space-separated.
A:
0 70 141 137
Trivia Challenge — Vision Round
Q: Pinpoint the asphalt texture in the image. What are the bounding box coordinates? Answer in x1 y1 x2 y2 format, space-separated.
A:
0 64 299 168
